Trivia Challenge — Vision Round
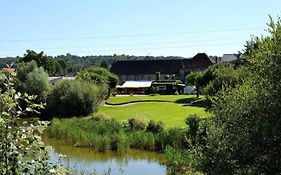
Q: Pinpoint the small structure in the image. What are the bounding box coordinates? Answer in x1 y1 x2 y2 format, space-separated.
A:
221 54 237 63
151 80 185 95
116 81 153 94
116 80 185 95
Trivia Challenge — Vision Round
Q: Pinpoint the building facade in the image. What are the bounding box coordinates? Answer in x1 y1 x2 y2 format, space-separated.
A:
110 53 213 84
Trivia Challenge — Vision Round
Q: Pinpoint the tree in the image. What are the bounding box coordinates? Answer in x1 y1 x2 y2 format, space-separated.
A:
16 61 49 103
204 66 249 97
0 71 64 174
186 71 203 98
196 16 281 174
16 60 37 82
100 59 109 69
77 66 118 97
20 50 62 76
25 67 49 103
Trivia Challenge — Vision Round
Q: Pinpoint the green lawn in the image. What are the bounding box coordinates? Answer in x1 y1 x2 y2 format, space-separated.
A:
99 95 211 128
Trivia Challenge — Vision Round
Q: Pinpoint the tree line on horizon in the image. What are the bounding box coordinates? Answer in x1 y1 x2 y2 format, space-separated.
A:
0 52 220 75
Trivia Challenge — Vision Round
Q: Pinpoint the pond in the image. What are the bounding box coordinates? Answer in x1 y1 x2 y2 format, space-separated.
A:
43 137 167 175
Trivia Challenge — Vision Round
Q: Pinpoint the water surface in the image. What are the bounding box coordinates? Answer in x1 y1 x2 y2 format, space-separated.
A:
44 137 167 175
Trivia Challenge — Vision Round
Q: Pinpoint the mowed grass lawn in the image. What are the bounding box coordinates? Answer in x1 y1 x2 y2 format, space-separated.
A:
98 95 211 128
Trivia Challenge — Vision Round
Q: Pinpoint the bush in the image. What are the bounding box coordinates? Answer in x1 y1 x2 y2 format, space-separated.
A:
146 120 164 134
47 80 103 117
128 117 149 131
165 146 194 175
150 86 159 95
165 128 187 150
186 115 201 137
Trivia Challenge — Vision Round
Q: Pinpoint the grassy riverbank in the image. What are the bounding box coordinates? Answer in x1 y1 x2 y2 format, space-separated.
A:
47 116 189 152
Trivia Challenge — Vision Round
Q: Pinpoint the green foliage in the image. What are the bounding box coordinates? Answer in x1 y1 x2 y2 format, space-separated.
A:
16 61 49 103
204 66 249 97
53 54 190 69
99 59 109 69
77 66 118 98
146 120 164 134
165 146 195 175
196 16 281 174
25 67 49 103
186 71 204 98
186 115 201 144
48 117 126 152
164 128 188 150
186 72 200 86
0 71 65 174
20 50 62 76
149 86 159 95
47 80 102 117
185 115 208 148
128 117 149 131
128 131 156 150
16 60 38 82
47 116 196 152
77 66 118 88
48 117 158 151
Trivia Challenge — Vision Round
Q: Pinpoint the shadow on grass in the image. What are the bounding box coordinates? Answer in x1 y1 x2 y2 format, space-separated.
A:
105 96 208 107
175 97 207 107
105 100 171 105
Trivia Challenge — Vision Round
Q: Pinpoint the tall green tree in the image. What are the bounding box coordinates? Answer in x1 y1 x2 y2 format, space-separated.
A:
196 16 281 174
25 67 49 103
20 50 61 76
16 61 49 103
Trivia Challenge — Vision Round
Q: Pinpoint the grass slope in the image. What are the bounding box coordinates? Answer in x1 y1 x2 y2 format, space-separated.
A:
99 95 210 128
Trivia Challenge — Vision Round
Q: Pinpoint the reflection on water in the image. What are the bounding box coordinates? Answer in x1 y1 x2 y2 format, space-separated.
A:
44 137 167 175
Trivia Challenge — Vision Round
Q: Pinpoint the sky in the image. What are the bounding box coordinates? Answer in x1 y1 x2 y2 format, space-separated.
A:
0 0 280 58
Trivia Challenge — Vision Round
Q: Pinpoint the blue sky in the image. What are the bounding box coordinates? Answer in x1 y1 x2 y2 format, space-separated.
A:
0 0 280 57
